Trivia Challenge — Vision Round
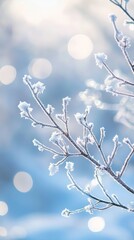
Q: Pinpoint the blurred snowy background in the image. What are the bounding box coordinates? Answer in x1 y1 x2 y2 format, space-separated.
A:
0 0 134 239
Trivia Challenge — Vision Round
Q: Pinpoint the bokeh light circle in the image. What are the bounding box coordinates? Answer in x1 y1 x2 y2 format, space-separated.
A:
0 201 8 216
13 171 33 193
88 217 105 232
68 34 93 60
0 65 16 85
28 58 52 79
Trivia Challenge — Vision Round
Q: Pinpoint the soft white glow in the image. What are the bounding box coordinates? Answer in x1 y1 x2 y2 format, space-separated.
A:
129 24 134 31
13 172 33 193
90 179 98 189
79 89 99 105
88 217 105 232
0 227 7 237
68 34 93 60
9 0 62 25
10 226 27 238
0 201 8 216
0 65 16 85
28 58 52 79
86 79 98 89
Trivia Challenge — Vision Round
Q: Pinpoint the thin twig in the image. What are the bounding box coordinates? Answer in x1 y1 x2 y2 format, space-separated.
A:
122 47 134 74
119 148 134 177
103 62 134 87
109 0 134 22
67 170 132 211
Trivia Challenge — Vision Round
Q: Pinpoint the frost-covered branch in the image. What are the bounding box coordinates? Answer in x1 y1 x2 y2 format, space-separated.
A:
109 0 134 22
18 0 134 219
18 74 134 217
61 168 134 217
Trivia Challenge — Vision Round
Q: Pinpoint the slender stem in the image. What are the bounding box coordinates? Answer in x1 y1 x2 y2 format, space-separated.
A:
109 0 134 22
28 113 56 128
119 148 134 177
103 62 134 86
95 170 114 202
106 167 134 194
67 171 132 211
55 156 67 166
86 125 107 165
119 5 134 22
34 141 64 156
111 89 134 98
94 204 112 210
64 104 70 135
109 0 120 6
108 142 119 166
122 47 134 74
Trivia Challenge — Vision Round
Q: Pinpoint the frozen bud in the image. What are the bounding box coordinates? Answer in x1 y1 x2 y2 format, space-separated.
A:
18 101 33 118
119 36 131 49
74 113 86 125
88 134 95 145
100 127 105 138
48 163 59 176
84 205 93 214
112 193 118 199
109 14 117 22
115 171 120 178
52 154 58 159
31 122 37 127
115 31 123 41
85 105 91 114
62 145 69 153
46 104 55 114
62 96 71 107
61 208 71 217
32 139 44 151
98 165 105 172
33 139 39 146
113 135 119 143
76 137 85 146
20 111 29 119
123 137 131 146
99 127 105 146
49 131 63 145
18 101 32 113
94 53 107 68
32 81 45 95
88 122 94 130
113 135 121 146
23 74 32 84
65 162 74 172
67 183 75 190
